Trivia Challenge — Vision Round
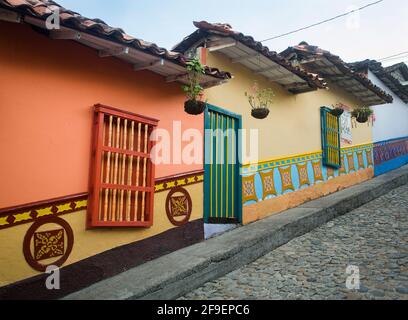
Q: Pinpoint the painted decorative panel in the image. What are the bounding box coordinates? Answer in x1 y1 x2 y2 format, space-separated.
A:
259 170 277 200
23 216 74 272
366 149 374 167
347 153 356 172
357 152 365 170
279 166 295 193
296 163 310 188
374 136 408 176
312 160 324 182
242 175 258 203
339 155 347 175
374 136 408 165
242 143 373 205
33 229 65 261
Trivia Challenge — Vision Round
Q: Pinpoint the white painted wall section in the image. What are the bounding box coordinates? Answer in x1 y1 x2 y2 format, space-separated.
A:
368 70 408 142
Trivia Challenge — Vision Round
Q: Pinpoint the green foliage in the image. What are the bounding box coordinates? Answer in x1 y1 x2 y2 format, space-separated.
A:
181 59 206 101
245 81 275 110
351 106 373 118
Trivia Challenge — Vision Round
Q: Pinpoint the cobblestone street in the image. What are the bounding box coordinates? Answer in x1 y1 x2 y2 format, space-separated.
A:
182 184 408 300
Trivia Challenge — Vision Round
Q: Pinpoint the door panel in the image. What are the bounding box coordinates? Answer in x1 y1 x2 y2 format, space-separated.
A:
204 105 242 223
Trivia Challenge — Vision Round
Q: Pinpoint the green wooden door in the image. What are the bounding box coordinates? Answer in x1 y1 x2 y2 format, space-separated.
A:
204 105 242 224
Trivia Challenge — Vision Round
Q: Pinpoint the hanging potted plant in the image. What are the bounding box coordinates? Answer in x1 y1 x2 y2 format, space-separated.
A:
182 59 206 115
330 103 345 117
351 106 373 124
245 81 275 119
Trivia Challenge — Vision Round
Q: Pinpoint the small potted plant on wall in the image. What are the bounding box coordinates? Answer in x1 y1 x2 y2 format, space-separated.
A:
330 103 345 117
245 81 275 119
351 106 374 124
182 58 206 115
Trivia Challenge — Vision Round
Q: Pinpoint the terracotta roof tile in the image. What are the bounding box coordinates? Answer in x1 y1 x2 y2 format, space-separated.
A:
173 21 327 91
350 60 408 103
0 0 232 80
281 43 393 105
385 62 408 82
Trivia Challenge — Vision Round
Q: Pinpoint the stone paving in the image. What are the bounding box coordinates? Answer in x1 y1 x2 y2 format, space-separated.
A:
181 184 408 300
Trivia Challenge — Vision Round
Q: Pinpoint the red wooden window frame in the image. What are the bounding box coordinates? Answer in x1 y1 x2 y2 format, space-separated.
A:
87 104 159 228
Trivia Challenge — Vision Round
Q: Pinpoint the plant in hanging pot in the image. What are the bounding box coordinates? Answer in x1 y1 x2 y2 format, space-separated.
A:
330 103 345 117
351 106 374 124
245 81 275 120
181 59 207 115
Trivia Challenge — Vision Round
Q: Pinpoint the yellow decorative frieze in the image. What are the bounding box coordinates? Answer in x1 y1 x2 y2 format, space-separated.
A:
177 179 187 186
56 203 72 214
13 211 32 223
154 171 204 193
242 143 373 175
0 171 205 230
0 216 9 226
75 200 87 209
36 207 53 218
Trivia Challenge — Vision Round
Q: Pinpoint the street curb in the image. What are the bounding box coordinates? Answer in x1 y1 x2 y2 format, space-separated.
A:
64 165 408 300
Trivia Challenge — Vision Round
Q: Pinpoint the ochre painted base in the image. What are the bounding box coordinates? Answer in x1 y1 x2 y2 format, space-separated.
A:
0 181 203 288
243 168 374 225
0 219 204 300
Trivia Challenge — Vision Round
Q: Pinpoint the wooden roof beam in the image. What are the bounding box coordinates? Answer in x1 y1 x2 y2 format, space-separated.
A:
49 29 81 40
299 57 325 65
314 67 342 75
134 59 165 71
342 87 373 95
99 47 130 58
166 73 188 83
282 82 308 90
254 65 282 74
206 38 237 52
231 53 259 64
268 74 297 82
202 79 228 89
0 8 21 23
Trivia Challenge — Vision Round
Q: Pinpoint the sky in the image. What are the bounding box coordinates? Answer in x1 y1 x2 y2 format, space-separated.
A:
56 0 408 66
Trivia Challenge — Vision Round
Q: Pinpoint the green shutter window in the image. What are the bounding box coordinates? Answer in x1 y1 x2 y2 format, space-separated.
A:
320 107 341 168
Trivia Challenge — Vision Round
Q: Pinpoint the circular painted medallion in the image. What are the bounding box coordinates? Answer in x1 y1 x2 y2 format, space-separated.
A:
23 216 74 272
165 187 192 226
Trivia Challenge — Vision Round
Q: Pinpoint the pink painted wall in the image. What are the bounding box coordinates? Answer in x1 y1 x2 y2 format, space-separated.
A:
0 21 203 208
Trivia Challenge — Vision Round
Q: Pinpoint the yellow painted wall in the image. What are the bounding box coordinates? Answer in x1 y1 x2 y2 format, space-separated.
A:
205 50 372 160
0 183 203 287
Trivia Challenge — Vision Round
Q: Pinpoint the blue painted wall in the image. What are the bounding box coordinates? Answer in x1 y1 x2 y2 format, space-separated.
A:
374 136 408 176
374 154 408 176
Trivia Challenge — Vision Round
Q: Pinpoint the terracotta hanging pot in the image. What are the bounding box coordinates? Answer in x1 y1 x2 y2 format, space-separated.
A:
184 100 206 115
330 107 344 117
251 107 270 119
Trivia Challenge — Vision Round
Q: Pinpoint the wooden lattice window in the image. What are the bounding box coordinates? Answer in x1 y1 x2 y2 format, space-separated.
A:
320 107 341 168
88 104 159 228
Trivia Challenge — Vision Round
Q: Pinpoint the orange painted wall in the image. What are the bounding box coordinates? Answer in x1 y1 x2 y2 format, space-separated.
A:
0 21 203 208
